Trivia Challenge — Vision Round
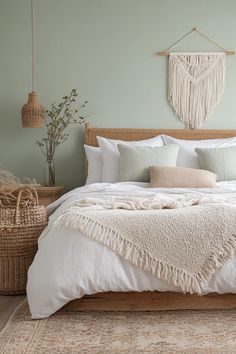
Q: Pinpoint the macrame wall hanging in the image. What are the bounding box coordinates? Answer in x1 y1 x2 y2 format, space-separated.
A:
158 28 234 129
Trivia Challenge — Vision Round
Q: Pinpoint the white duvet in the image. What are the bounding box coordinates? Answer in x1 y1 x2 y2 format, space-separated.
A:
27 181 236 319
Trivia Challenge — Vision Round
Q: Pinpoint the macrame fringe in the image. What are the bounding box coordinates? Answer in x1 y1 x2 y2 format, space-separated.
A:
54 211 236 294
168 52 225 129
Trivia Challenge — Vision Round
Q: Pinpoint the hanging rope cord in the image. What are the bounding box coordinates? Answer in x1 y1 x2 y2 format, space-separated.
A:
165 28 228 53
158 28 229 129
166 28 227 81
31 0 35 91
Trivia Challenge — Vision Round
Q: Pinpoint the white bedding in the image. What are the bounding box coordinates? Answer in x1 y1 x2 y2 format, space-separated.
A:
27 181 236 319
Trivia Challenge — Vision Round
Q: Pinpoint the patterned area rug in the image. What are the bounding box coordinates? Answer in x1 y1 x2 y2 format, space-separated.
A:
0 300 236 354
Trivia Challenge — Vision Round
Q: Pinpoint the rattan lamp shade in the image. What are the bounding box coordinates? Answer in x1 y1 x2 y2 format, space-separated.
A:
21 91 44 128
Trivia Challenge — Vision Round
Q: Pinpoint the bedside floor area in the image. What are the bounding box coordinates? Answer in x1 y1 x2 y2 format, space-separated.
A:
0 295 25 331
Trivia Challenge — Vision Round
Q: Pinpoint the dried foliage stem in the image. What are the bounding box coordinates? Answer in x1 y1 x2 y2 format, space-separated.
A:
36 89 88 186
0 163 38 190
36 89 88 163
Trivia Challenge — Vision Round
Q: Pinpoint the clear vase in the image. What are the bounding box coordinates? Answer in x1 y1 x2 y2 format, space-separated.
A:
45 159 55 186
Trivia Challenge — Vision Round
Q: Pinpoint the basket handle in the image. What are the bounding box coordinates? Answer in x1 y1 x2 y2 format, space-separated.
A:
16 188 24 211
27 187 39 206
15 187 39 224
15 188 23 225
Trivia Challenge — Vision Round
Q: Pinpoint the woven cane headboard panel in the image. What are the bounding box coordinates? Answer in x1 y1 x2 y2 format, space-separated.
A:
85 123 236 146
84 123 236 180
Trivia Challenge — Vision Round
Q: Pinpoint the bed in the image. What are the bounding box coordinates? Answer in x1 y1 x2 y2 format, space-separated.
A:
27 124 236 318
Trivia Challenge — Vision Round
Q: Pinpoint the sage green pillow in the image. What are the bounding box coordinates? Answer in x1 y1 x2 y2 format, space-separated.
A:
118 144 179 182
195 146 236 181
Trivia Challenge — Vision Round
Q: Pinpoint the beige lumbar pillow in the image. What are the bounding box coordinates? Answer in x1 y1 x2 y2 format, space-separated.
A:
149 166 217 188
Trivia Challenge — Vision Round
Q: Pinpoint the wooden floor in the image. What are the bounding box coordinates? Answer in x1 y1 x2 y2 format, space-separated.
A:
0 295 25 331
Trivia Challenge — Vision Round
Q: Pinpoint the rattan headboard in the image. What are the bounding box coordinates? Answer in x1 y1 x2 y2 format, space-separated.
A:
85 123 236 146
84 123 236 180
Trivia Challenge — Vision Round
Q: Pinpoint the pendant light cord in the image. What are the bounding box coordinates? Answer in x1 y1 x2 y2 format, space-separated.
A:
31 0 35 91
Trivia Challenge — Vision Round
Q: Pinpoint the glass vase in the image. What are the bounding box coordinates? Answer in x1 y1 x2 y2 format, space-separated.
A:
45 159 55 186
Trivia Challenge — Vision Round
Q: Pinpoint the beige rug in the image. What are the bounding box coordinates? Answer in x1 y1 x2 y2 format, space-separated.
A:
0 300 236 354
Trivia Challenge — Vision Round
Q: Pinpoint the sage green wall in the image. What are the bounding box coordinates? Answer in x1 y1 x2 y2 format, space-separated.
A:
0 0 235 190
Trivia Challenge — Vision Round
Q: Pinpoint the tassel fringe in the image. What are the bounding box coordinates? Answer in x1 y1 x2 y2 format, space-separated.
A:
54 211 236 294
168 52 225 129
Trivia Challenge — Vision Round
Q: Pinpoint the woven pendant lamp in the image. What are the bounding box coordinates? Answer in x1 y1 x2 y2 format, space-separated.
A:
21 0 44 128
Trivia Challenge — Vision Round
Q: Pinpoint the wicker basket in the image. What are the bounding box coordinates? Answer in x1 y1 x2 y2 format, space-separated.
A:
0 187 48 295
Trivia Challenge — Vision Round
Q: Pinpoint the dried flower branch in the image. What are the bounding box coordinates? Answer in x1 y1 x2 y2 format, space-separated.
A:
0 163 39 190
36 89 88 161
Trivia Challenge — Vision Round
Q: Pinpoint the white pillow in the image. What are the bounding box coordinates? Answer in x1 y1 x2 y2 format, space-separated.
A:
84 145 103 184
97 135 164 182
162 135 236 169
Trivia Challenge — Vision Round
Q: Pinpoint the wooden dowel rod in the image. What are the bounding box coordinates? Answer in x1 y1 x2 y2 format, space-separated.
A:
225 51 235 55
157 51 235 56
157 51 170 56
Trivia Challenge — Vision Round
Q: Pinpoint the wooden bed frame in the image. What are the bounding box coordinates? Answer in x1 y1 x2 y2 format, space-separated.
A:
65 124 236 312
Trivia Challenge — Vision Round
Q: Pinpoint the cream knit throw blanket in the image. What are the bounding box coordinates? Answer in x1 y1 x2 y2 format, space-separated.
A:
54 195 236 294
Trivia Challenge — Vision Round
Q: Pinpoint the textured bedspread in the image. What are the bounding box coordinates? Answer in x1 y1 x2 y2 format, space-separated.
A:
54 196 236 294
